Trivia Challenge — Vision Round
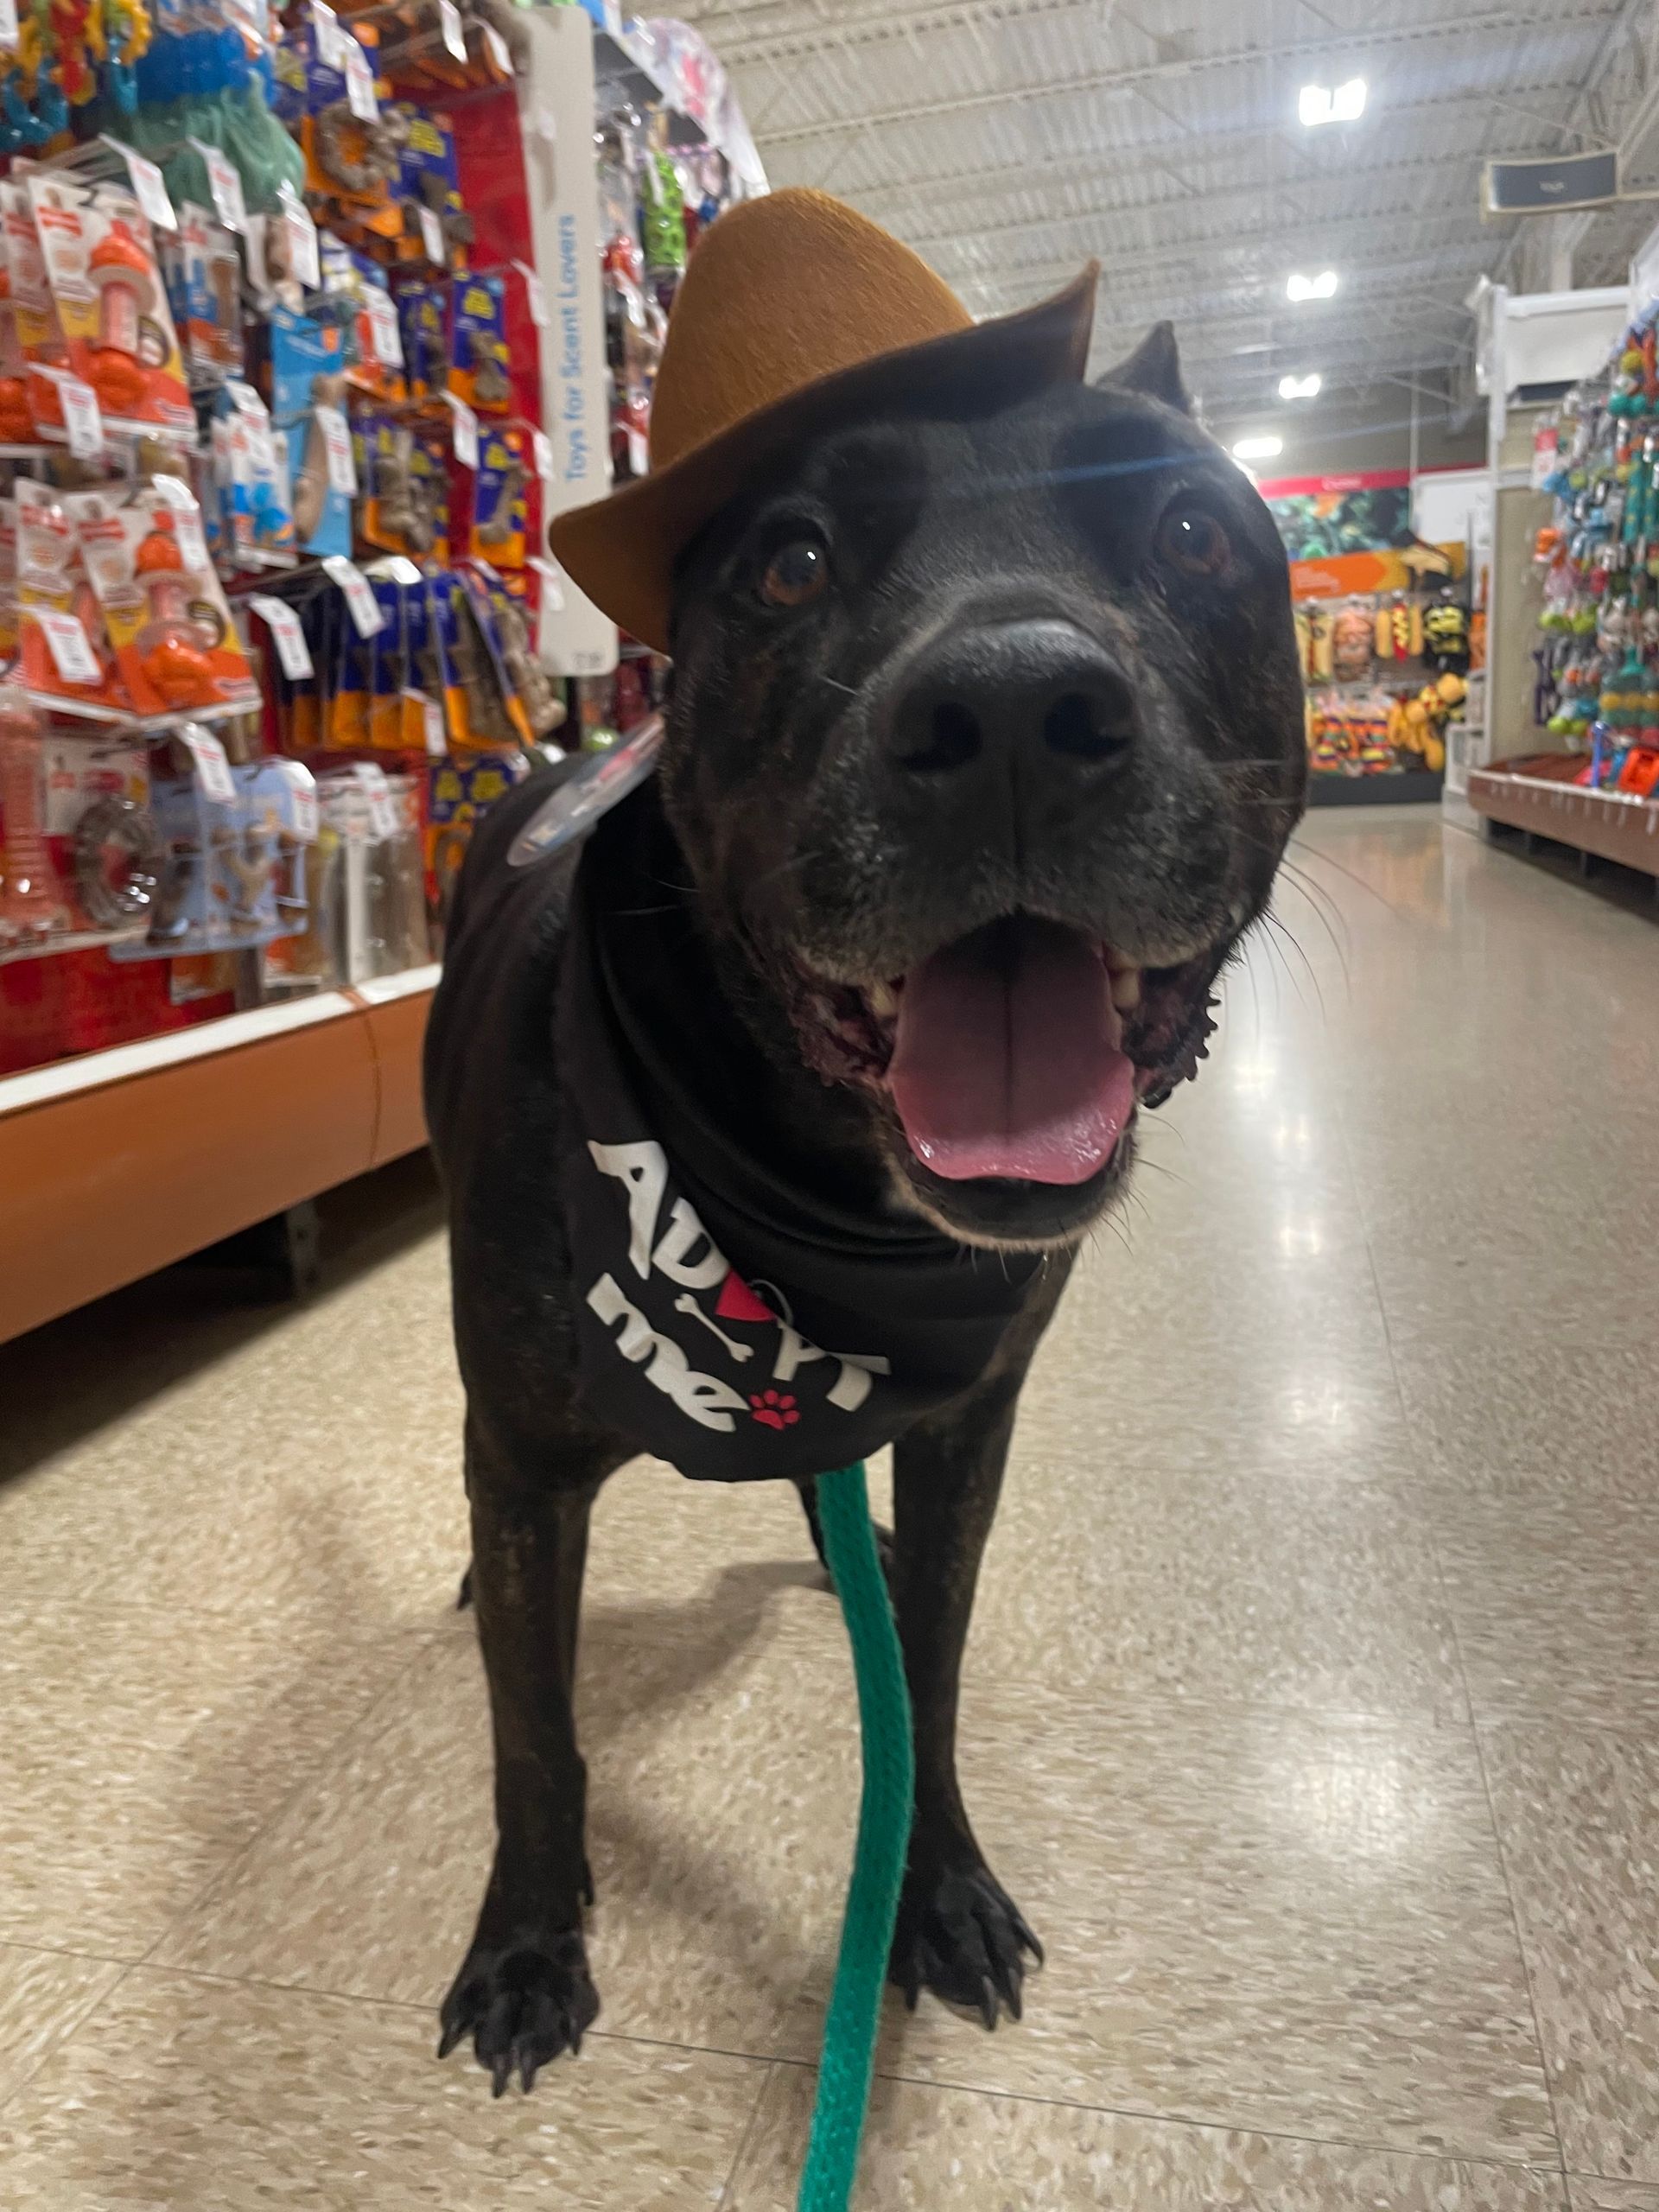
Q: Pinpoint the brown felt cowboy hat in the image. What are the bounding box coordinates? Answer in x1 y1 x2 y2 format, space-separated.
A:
548 188 1100 656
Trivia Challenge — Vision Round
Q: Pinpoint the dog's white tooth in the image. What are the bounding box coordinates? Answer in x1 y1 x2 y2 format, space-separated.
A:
867 982 898 1020
1109 967 1142 1013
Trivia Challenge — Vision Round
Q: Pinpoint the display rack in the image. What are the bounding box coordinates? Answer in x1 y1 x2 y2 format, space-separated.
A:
0 0 760 1340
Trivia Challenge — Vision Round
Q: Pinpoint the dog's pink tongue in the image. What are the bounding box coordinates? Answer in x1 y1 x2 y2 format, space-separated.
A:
889 919 1136 1185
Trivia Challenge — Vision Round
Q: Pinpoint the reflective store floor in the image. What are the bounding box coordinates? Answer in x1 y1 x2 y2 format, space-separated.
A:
2 806 1657 2211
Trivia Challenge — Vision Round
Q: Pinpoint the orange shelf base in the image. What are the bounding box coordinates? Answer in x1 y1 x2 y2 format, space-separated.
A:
0 983 434 1344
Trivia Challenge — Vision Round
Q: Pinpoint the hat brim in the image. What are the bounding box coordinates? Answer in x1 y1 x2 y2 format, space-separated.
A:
549 262 1099 658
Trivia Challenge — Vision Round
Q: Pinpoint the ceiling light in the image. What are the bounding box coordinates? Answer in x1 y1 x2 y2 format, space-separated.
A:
1287 270 1339 302
1278 372 1322 400
1232 434 1283 462
1299 76 1366 126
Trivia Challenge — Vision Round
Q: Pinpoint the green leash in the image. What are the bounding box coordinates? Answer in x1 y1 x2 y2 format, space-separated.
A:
798 1462 914 2212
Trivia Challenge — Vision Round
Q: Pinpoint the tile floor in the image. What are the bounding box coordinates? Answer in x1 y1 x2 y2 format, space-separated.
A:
1 807 1655 2209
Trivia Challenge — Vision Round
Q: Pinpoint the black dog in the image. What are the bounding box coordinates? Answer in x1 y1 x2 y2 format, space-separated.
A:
423 324 1306 2094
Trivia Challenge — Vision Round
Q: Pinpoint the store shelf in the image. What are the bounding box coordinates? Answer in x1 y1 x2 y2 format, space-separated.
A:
1467 761 1659 882
1307 769 1445 808
0 974 436 1344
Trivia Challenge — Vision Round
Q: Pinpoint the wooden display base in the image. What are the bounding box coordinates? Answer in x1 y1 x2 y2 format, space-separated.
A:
1467 761 1659 886
0 966 436 1344
1307 768 1445 808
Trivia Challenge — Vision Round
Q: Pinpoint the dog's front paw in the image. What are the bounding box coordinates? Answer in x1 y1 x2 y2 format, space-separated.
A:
437 1926 599 2094
890 1858 1042 2028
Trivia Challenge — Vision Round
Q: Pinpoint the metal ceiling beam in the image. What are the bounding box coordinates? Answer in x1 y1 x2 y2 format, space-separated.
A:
959 234 1501 315
707 0 1101 70
839 78 1565 219
748 5 1622 149
910 156 1526 269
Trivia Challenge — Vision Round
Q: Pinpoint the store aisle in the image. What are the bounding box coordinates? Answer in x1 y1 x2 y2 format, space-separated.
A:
1 809 1656 2210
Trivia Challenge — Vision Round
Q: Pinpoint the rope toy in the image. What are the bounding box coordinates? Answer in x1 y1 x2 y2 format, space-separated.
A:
798 1462 914 2212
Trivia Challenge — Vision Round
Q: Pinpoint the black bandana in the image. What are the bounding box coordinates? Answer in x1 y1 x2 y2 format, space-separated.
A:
555 789 1046 1483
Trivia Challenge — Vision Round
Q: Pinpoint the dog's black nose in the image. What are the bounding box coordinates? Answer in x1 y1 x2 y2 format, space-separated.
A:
888 620 1139 779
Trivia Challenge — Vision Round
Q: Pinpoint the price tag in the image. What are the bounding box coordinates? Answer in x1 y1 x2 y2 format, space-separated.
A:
310 0 345 67
279 760 320 842
58 375 103 459
529 555 564 613
531 428 553 483
353 761 397 840
322 555 384 637
628 426 649 476
445 392 479 471
249 594 315 679
181 727 237 804
365 554 422 586
363 286 403 367
173 512 208 570
0 0 18 45
117 146 177 232
405 688 446 757
277 184 321 290
315 404 357 495
343 37 378 120
191 140 246 233
37 609 101 687
483 22 510 73
512 259 549 327
223 378 267 419
438 0 467 61
417 206 446 266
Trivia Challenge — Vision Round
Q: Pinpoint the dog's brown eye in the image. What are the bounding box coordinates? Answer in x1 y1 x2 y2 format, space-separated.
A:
1157 504 1231 577
760 538 829 608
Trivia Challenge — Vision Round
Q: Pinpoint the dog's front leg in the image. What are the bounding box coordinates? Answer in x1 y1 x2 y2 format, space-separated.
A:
888 1374 1043 2029
440 1413 620 2094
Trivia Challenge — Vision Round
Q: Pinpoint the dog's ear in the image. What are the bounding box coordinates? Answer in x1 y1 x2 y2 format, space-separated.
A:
1096 321 1192 416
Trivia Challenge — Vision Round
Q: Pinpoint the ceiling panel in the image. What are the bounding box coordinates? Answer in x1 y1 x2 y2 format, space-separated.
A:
684 0 1659 420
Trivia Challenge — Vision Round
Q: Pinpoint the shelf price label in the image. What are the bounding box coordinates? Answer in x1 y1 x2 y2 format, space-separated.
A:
438 0 467 61
417 205 446 266
531 428 553 484
116 146 177 232
342 36 378 120
181 726 237 804
190 139 246 233
276 760 320 842
404 688 446 757
322 556 384 638
37 609 101 687
248 594 315 680
364 286 403 368
482 23 511 73
512 259 549 327
444 392 479 472
277 183 321 291
315 404 357 496
310 0 346 67
353 761 398 840
61 378 103 460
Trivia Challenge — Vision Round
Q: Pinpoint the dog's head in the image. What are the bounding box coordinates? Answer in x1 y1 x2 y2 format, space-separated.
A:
658 326 1306 1248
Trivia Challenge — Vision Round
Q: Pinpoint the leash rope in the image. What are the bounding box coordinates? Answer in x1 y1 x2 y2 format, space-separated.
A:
798 1461 915 2212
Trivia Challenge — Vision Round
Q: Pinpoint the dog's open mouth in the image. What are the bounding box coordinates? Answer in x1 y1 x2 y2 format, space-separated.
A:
798 914 1221 1186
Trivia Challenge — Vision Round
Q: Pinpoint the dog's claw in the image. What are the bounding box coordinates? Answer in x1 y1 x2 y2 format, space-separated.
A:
889 1859 1040 2031
439 1928 600 2094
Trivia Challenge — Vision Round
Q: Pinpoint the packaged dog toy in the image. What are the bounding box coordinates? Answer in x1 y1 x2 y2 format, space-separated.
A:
450 273 509 413
267 307 352 557
161 202 244 385
209 382 296 567
14 476 125 716
24 174 193 435
0 181 67 435
471 423 528 567
67 483 261 718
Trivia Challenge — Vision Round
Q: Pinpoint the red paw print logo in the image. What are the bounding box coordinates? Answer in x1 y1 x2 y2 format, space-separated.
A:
749 1389 799 1430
